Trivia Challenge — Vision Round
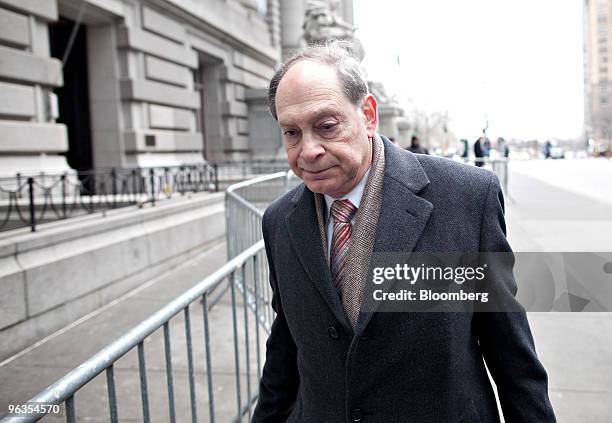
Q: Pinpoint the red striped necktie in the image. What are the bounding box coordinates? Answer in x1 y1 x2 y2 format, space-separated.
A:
330 199 358 296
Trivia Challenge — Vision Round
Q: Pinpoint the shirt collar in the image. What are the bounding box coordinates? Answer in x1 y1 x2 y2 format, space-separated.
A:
323 166 371 219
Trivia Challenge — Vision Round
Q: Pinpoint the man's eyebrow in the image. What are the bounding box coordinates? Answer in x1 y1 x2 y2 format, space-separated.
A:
278 108 341 127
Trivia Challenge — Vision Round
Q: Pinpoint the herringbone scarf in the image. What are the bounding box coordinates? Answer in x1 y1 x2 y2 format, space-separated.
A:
314 134 385 330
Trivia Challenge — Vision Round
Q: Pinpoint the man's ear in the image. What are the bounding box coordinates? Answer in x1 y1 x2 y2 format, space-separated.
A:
361 94 378 138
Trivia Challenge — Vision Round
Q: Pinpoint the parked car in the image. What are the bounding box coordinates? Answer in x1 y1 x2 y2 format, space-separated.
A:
550 147 565 159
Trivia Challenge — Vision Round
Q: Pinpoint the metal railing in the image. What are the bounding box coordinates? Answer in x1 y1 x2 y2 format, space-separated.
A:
455 157 509 194
0 164 218 233
0 172 298 423
226 171 299 259
213 159 289 181
1 241 271 423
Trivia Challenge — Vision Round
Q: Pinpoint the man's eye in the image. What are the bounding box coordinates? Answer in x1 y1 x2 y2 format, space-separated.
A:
319 122 337 131
283 129 298 137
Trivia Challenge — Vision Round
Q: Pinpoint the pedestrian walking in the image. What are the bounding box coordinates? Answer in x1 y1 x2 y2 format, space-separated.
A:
474 137 485 167
407 135 429 154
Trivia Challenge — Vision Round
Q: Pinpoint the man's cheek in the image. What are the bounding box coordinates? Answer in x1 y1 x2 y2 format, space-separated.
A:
287 155 300 174
291 166 303 179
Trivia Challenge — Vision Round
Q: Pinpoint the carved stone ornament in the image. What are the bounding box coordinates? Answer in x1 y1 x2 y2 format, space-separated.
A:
302 0 365 60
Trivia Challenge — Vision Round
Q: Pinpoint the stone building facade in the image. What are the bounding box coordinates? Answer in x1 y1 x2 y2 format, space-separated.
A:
0 0 404 177
0 0 282 177
584 0 612 149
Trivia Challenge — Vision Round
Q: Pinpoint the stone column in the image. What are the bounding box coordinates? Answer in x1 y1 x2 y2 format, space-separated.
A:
279 0 305 58
88 24 125 169
377 103 405 141
245 88 283 159
0 0 69 177
341 0 354 25
397 119 412 148
267 0 281 49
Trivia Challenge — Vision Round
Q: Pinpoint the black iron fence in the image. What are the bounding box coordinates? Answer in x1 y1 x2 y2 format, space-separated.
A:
212 159 289 190
0 164 218 233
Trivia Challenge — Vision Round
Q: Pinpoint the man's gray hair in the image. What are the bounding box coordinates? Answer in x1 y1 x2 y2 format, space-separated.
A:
268 40 369 120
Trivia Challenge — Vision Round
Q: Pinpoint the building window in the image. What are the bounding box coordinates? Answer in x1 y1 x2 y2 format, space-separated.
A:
600 67 609 73
256 0 267 15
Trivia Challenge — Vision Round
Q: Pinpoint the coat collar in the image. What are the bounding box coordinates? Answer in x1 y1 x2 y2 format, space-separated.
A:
380 134 430 194
371 135 433 254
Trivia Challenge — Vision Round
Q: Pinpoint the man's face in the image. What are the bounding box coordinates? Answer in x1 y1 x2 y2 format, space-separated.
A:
275 60 377 199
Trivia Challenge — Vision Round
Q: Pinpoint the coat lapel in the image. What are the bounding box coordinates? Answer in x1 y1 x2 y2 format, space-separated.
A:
355 136 434 335
286 185 352 332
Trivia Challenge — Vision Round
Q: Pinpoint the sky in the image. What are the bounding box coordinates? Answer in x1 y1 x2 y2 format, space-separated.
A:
353 0 585 141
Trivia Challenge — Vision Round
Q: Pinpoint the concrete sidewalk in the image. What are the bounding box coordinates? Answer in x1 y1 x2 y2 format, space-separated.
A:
506 163 612 423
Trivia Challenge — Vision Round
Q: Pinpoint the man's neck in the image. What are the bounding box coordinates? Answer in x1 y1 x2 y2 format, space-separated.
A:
323 166 371 213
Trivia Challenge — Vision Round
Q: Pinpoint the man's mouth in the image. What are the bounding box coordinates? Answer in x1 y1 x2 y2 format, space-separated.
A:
301 167 333 179
303 168 328 174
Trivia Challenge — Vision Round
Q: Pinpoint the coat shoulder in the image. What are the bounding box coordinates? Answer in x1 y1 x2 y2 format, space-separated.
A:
414 154 497 197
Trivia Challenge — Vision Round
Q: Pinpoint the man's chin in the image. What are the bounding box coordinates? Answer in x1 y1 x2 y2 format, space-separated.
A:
303 178 330 194
303 179 343 198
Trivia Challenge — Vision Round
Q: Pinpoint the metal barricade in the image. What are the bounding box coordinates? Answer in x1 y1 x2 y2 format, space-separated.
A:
0 172 298 423
213 160 290 183
1 242 271 423
226 171 299 260
490 158 509 194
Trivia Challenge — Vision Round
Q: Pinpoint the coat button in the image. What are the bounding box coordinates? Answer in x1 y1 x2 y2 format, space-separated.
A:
352 408 362 421
327 326 340 340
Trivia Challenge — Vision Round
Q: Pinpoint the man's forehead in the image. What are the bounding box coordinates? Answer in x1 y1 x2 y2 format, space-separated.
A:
276 61 343 100
276 60 349 124
281 59 338 86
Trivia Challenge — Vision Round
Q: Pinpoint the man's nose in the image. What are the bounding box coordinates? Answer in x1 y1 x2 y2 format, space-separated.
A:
300 134 325 162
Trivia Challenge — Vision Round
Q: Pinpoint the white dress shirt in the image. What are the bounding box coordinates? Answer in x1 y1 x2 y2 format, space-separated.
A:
323 167 371 260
